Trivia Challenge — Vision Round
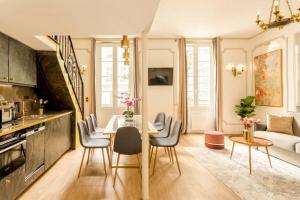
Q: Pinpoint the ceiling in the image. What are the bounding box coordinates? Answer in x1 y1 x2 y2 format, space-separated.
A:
0 0 160 49
0 0 299 49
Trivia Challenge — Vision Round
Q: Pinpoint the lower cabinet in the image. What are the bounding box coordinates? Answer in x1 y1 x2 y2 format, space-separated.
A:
45 114 71 170
0 165 25 200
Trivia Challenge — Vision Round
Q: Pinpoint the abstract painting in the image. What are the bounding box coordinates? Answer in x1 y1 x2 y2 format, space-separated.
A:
254 49 282 107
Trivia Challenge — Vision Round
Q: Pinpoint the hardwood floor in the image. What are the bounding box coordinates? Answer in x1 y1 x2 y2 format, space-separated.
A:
18 134 240 200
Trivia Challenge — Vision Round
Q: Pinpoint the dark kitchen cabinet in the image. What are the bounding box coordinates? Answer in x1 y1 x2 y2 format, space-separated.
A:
0 165 25 200
44 114 71 170
9 38 37 86
0 32 9 83
25 127 45 182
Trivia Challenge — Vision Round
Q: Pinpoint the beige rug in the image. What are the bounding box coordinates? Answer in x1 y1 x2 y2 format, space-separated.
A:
184 145 300 200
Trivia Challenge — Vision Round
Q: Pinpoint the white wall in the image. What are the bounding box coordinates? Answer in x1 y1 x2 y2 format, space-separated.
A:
72 38 94 117
220 39 249 133
221 23 300 133
147 39 178 122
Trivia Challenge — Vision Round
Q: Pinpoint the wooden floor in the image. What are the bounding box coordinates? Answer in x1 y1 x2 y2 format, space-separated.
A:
18 134 240 200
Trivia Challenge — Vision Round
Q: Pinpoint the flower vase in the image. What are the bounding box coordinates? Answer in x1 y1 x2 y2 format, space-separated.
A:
243 127 253 142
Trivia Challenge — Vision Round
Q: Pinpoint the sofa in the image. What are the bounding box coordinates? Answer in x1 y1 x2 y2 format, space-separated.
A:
254 112 300 167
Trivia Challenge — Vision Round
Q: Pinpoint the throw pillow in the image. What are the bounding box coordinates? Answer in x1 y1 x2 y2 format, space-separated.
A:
267 114 294 135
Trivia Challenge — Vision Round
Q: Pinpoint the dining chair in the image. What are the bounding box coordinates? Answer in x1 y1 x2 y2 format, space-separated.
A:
150 120 182 176
151 116 172 138
85 116 110 139
90 113 105 133
153 112 166 131
77 120 111 178
113 127 142 187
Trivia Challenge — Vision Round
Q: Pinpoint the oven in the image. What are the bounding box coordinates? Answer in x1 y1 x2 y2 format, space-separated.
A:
0 131 26 180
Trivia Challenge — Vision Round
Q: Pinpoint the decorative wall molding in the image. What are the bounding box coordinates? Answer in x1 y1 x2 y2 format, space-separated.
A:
250 35 289 111
221 48 248 126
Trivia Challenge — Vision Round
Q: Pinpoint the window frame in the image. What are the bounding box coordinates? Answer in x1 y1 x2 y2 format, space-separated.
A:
186 41 213 108
98 42 134 108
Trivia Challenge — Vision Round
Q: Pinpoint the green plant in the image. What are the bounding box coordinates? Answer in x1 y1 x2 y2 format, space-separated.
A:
235 96 256 118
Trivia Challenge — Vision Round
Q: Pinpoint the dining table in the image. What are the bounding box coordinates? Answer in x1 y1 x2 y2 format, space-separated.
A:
103 115 159 168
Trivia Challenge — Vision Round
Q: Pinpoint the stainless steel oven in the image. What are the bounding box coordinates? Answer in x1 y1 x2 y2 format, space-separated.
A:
0 131 26 180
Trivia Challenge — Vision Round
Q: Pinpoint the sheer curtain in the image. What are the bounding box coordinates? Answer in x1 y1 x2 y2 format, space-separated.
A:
178 38 188 134
213 37 223 131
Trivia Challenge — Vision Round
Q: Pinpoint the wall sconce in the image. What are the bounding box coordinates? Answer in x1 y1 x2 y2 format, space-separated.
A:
226 64 246 77
80 65 88 75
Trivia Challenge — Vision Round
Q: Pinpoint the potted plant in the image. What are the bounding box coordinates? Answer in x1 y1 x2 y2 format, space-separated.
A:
118 93 141 122
235 96 260 142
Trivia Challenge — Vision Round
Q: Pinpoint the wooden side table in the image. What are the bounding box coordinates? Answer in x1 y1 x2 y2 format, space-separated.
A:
229 136 273 174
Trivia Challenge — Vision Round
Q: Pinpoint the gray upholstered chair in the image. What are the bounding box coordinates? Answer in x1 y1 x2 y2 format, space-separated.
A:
77 120 110 177
153 112 166 131
150 120 182 175
151 116 172 138
113 127 142 187
85 116 110 139
90 113 105 133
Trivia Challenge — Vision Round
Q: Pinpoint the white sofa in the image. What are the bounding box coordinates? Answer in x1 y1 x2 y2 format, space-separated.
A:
254 112 300 167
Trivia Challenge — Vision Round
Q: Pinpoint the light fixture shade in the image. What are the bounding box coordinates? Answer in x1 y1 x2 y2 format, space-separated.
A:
123 48 129 59
121 35 129 48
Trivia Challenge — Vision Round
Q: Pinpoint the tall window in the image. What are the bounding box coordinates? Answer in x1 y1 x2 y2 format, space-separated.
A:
186 43 212 106
99 45 133 107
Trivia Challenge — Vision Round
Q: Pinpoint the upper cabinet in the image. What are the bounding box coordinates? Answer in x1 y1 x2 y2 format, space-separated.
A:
0 33 9 82
9 38 37 86
0 32 37 86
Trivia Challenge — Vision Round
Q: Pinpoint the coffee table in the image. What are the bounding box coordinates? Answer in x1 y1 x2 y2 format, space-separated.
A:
228 136 273 174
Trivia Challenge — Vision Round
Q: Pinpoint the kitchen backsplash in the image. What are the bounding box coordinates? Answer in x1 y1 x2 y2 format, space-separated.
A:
0 84 37 114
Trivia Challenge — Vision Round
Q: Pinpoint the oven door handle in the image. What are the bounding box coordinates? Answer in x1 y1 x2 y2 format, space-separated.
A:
0 140 26 154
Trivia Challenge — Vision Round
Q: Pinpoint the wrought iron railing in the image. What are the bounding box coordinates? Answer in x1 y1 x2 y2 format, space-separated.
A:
49 35 84 117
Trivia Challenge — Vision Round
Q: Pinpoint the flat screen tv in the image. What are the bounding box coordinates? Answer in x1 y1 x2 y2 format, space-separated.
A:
148 68 173 86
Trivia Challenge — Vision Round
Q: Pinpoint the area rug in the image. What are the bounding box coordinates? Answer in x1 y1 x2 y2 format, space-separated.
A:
184 145 300 200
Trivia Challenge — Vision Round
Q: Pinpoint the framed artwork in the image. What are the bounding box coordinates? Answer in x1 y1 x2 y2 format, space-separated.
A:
254 49 283 107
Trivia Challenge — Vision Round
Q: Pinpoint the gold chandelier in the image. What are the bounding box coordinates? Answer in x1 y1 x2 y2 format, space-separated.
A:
256 0 300 31
121 35 130 65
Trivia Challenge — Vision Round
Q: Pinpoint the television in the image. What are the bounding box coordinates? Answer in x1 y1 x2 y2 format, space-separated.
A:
148 68 173 86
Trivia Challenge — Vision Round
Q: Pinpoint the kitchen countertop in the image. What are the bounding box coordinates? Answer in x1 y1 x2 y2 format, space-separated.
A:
0 111 73 137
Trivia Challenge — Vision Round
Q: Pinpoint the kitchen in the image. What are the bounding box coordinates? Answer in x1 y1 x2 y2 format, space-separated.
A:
0 32 76 200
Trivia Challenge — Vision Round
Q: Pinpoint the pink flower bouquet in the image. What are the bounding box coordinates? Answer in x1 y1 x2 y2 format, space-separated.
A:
240 117 261 129
118 92 141 118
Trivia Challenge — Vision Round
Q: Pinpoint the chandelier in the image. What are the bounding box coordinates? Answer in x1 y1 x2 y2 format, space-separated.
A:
256 0 300 31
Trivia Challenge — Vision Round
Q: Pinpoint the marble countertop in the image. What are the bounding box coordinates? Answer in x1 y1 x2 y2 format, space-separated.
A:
0 111 73 137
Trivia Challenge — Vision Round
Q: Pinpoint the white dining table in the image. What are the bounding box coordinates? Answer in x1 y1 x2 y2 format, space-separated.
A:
103 115 159 135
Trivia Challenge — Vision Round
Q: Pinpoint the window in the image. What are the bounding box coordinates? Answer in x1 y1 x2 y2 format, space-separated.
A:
99 45 133 107
186 43 212 106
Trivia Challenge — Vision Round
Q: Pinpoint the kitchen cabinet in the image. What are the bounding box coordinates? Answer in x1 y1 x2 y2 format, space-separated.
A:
9 38 37 86
44 114 71 170
0 165 25 200
25 127 45 182
0 32 9 83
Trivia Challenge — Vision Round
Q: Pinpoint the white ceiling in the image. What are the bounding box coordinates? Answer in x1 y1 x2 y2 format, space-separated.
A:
0 0 299 49
150 0 274 38
0 0 160 49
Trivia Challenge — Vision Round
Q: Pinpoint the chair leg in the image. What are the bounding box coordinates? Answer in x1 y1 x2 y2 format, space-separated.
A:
149 145 154 167
152 147 158 176
113 154 120 187
87 148 91 166
101 148 107 176
106 147 111 167
173 147 181 175
137 154 142 175
166 147 172 162
78 148 86 178
169 147 173 163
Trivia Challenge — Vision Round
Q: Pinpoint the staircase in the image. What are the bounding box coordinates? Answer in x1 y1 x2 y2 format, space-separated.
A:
48 35 84 118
